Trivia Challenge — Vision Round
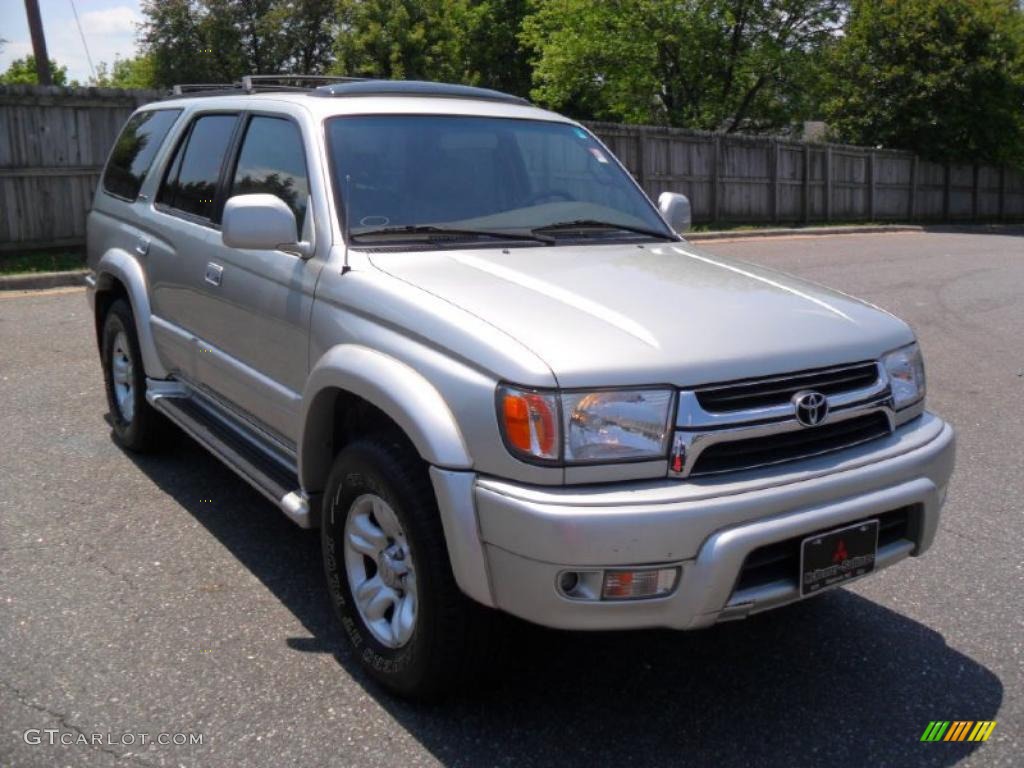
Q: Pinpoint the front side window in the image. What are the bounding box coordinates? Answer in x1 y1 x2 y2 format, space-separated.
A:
103 109 182 200
157 114 238 221
230 116 309 237
325 115 672 246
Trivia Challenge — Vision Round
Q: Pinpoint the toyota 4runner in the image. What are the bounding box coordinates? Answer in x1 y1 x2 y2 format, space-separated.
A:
86 76 955 698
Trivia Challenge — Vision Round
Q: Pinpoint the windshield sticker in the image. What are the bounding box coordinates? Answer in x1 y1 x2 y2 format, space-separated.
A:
573 127 589 140
589 147 609 164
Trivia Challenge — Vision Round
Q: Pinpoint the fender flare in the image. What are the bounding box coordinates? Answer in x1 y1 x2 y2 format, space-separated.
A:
94 249 168 379
299 345 472 492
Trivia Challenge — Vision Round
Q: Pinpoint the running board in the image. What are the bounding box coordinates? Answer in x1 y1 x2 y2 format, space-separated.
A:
146 381 315 528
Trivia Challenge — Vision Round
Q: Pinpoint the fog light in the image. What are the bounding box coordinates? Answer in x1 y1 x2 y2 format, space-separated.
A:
601 568 679 600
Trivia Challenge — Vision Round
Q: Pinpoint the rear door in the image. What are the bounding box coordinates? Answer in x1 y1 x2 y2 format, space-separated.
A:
142 111 241 381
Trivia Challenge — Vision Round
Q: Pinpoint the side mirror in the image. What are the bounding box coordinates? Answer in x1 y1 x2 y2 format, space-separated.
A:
222 193 313 258
658 192 691 233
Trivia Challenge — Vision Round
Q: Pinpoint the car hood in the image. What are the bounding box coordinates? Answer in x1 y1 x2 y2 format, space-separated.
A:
368 241 914 388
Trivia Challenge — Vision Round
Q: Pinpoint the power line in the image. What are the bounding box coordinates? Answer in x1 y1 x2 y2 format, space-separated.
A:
68 0 96 81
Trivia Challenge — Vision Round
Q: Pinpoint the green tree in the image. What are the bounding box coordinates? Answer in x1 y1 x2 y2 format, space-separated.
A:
0 55 69 86
521 0 843 131
92 55 158 89
331 0 531 94
823 0 1024 164
333 0 465 81
140 0 337 87
458 0 532 96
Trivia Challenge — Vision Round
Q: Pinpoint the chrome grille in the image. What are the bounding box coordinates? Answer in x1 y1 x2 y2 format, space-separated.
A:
689 412 891 476
671 360 894 478
695 361 880 412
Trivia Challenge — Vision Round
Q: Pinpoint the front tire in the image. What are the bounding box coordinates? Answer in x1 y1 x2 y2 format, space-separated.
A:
100 298 164 452
321 437 496 699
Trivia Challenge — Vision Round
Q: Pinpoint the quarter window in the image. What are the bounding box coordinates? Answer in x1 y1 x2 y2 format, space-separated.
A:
157 114 238 221
102 109 182 201
230 116 310 236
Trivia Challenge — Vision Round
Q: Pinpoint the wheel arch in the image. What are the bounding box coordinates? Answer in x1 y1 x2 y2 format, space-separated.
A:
93 249 168 379
299 345 472 494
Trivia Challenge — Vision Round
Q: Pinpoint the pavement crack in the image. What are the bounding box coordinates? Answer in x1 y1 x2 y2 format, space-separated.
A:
0 677 160 767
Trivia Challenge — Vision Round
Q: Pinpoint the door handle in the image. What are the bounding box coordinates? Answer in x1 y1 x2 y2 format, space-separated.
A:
205 262 223 287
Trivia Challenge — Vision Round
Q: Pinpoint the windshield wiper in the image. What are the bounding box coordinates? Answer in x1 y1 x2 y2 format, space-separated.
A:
352 224 554 244
532 219 676 240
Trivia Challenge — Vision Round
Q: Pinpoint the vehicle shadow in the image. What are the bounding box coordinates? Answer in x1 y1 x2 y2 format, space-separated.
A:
124 432 1003 768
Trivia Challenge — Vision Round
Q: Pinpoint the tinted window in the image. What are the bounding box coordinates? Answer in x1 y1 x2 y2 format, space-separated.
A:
325 116 669 239
103 109 181 200
231 116 309 236
158 114 237 221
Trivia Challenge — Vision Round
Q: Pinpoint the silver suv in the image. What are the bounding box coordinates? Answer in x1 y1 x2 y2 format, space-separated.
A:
86 77 955 698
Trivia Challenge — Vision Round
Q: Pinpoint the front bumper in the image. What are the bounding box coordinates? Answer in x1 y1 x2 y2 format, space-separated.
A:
433 412 954 630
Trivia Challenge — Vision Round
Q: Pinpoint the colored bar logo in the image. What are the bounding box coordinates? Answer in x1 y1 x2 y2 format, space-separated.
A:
920 721 997 742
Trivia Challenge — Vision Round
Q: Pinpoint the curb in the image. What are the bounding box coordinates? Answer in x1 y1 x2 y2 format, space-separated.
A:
686 225 924 242
0 270 88 292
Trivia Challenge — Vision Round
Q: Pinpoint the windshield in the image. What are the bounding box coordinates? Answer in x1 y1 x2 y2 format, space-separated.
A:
325 115 673 245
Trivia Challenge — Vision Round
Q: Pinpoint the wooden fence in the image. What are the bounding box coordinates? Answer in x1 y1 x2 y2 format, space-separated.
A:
2 85 1023 251
589 122 1024 226
0 85 161 251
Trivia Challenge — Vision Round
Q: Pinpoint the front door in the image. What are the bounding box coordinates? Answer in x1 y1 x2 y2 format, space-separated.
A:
191 113 321 445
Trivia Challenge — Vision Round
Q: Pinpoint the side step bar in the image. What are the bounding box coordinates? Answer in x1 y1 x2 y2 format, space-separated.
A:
146 381 315 528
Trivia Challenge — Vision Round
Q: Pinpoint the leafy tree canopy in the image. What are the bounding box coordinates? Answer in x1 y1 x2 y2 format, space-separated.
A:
331 0 531 95
140 0 336 86
520 0 844 132
823 0 1024 164
0 55 69 86
91 55 158 89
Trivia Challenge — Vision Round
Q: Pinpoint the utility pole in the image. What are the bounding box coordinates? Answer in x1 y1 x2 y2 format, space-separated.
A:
24 0 53 85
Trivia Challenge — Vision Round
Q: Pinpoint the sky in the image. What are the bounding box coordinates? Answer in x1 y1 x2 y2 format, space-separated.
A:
1 0 144 83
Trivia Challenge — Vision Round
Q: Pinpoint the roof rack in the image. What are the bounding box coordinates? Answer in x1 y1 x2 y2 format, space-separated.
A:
168 76 530 106
240 74 367 92
314 80 530 105
171 83 243 96
169 75 368 98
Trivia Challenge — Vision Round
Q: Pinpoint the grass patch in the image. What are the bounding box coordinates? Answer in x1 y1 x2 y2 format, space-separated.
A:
0 248 85 275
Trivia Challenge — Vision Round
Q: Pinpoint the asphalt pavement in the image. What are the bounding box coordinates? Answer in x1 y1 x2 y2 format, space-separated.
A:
1 229 1022 767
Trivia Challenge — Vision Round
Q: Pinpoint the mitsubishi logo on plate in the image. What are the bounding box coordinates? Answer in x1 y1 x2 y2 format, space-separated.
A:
793 390 829 427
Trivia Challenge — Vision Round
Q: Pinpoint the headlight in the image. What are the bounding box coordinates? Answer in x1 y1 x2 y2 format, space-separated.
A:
498 385 673 464
882 342 926 409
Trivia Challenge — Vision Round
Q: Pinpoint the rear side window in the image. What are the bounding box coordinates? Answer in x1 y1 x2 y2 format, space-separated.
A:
102 109 182 201
157 114 238 221
230 116 309 236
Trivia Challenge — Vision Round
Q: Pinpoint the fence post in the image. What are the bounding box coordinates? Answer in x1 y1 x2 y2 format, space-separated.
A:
711 134 722 224
636 130 649 191
908 155 918 221
971 164 980 221
867 151 876 221
769 139 779 224
801 144 810 223
942 162 951 221
998 166 1006 221
824 146 833 221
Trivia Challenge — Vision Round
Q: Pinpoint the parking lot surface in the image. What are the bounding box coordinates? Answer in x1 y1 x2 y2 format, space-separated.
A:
1 229 1022 767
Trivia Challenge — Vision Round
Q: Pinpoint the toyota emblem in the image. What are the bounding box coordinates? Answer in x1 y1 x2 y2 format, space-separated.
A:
793 390 829 427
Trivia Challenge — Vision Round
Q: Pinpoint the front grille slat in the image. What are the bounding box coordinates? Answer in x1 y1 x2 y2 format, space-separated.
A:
690 412 891 476
696 362 879 412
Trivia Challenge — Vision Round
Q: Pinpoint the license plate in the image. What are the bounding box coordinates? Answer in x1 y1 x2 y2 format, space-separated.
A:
800 519 879 597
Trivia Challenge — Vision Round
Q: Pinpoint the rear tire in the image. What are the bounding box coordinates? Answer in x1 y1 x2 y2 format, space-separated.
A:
321 436 497 699
100 298 165 452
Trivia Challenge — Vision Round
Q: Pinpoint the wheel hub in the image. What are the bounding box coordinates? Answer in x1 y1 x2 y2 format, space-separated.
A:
110 330 135 423
341 494 418 649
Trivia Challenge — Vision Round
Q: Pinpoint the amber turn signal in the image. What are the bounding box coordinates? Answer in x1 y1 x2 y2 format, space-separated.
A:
499 387 559 461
